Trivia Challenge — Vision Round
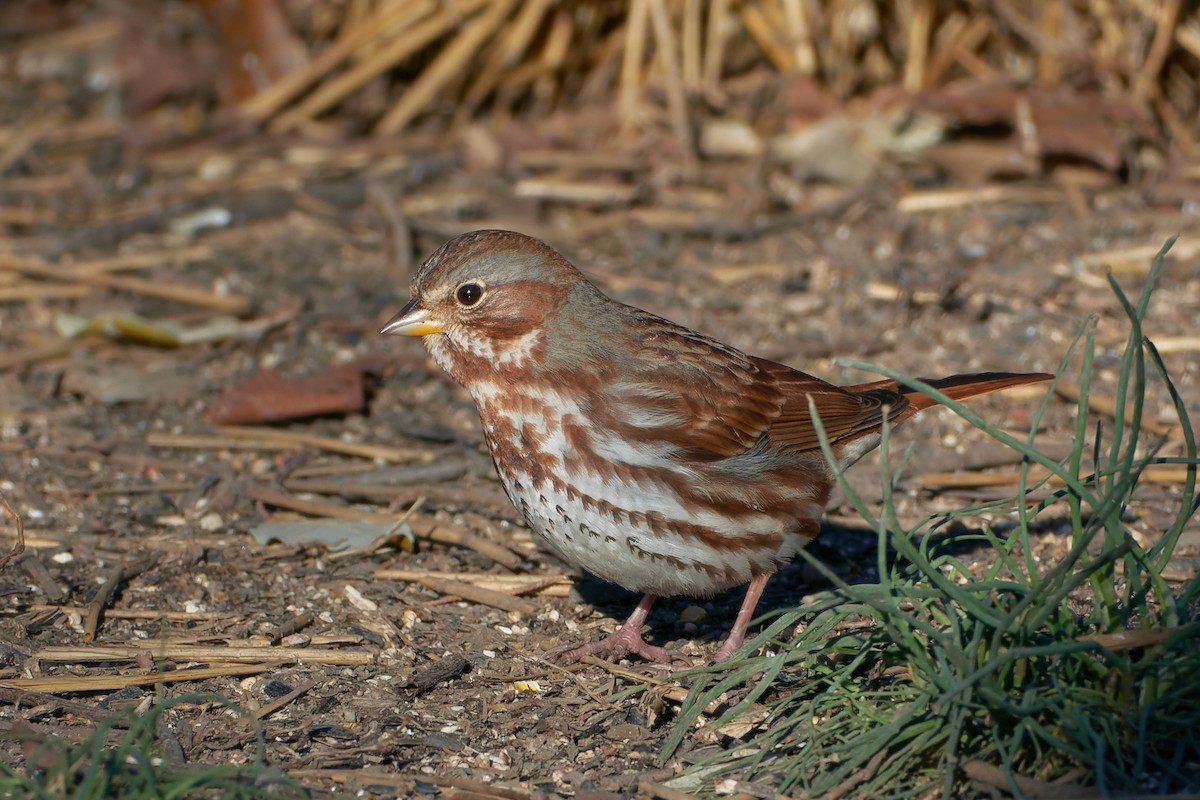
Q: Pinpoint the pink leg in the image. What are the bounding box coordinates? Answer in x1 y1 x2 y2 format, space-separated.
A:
556 593 678 665
713 573 771 662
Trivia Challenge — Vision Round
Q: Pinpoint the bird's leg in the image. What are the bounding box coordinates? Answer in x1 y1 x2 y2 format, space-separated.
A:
713 573 771 662
556 593 679 664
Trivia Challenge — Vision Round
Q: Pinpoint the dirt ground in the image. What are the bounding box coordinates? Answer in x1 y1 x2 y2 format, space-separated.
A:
2 14 1200 800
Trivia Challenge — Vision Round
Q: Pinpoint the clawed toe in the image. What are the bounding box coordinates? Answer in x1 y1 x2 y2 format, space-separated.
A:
551 631 681 666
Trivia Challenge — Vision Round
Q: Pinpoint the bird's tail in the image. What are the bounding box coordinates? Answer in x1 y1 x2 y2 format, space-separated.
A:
847 371 1053 413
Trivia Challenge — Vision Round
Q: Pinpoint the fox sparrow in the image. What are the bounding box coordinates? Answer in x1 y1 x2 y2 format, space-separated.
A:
383 230 1050 664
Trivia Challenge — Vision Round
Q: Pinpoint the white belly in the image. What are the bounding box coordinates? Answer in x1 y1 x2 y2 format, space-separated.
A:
497 465 759 596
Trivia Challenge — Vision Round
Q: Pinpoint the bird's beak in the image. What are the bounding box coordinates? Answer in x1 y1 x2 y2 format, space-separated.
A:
381 298 443 336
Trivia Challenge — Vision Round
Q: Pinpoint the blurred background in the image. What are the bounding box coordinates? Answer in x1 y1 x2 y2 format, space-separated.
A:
1 2 1198 797
3 0 1196 229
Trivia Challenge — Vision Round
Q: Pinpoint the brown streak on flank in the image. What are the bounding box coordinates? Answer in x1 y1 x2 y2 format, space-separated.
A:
475 374 827 560
560 411 773 540
497 423 789 557
463 350 833 565
567 388 827 523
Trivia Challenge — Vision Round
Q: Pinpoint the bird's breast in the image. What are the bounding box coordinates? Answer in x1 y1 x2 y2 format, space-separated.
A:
465 380 818 596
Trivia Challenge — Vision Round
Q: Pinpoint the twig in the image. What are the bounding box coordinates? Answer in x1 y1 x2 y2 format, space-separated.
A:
1133 0 1182 99
513 178 638 205
68 245 213 274
0 340 70 374
960 758 1071 799
0 284 91 303
217 425 432 463
377 0 517 135
618 0 651 125
374 569 570 596
0 686 130 726
16 555 63 602
510 149 641 172
0 497 26 571
83 553 159 641
0 253 252 314
1150 335 1200 354
145 432 300 452
1077 239 1200 273
525 656 608 705
26 605 234 622
0 111 66 173
284 467 468 499
784 0 815 75
919 463 1191 490
273 0 489 131
247 483 524 569
249 678 318 722
897 185 1063 213
417 576 538 615
739 3 791 72
459 0 552 114
577 656 694 706
290 768 542 797
270 612 316 645
37 643 372 665
0 663 278 694
926 14 993 87
825 747 889 800
367 182 413 279
647 0 693 161
903 0 934 92
238 1 434 120
637 780 696 800
328 497 424 561
1037 0 1063 90
701 0 729 86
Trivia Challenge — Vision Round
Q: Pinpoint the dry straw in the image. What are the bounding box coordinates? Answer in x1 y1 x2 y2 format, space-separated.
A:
235 0 1198 152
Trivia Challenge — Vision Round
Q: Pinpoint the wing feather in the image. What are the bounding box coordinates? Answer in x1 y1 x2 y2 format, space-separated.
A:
599 312 901 461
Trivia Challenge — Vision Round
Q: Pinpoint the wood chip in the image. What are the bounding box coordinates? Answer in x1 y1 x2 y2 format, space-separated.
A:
407 652 470 695
417 576 539 615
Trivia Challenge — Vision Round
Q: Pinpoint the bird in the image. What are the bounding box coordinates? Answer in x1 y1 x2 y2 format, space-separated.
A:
382 229 1051 664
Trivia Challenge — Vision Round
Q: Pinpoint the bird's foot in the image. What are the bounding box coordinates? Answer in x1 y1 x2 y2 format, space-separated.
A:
712 632 748 663
552 627 682 665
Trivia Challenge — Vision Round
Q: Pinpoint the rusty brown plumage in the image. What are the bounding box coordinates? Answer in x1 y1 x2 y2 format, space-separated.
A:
383 229 1052 664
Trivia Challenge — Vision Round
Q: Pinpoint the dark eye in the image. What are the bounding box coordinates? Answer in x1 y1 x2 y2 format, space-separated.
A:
456 282 484 307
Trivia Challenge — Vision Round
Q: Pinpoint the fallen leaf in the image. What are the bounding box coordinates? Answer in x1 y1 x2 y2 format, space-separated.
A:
204 360 388 424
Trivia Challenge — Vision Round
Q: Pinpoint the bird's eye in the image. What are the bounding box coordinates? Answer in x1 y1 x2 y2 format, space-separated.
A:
455 282 484 307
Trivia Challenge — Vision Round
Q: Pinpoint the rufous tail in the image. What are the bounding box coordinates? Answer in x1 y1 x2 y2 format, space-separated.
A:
848 371 1053 414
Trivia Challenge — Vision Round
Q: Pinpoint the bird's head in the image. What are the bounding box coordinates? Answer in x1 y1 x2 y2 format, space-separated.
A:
382 229 590 382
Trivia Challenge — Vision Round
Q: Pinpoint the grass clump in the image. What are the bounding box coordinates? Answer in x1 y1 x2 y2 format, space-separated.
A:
0 694 305 800
660 237 1199 798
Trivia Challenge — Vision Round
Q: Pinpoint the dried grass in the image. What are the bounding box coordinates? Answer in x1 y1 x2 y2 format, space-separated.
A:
235 0 1199 150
